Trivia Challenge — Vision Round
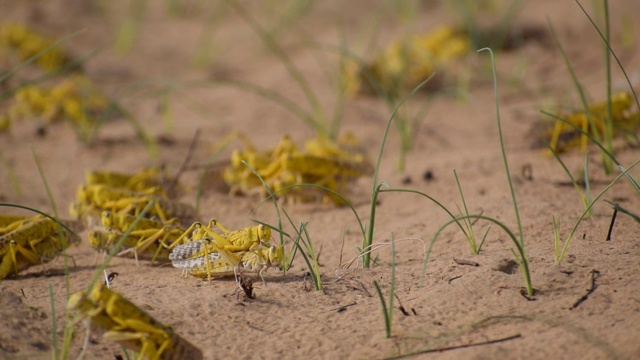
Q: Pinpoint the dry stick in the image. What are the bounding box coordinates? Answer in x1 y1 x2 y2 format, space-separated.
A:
167 128 201 196
329 302 357 313
570 269 600 310
338 230 346 268
606 206 618 241
384 334 522 359
453 258 480 267
394 294 410 316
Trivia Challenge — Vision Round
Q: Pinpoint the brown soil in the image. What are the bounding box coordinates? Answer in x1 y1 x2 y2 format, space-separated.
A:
1 1 640 359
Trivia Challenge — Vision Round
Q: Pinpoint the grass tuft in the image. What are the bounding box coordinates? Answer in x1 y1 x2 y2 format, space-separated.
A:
363 74 435 268
453 169 490 254
553 159 640 261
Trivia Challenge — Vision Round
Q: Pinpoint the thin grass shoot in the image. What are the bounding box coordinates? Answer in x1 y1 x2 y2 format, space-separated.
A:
554 158 640 262
372 232 396 338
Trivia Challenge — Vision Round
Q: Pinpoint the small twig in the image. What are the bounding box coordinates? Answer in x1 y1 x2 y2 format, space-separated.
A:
316 244 324 267
329 302 357 313
521 163 533 181
384 334 522 359
341 238 426 270
570 269 600 310
470 209 485 226
606 205 618 241
553 179 610 188
605 199 640 223
394 294 410 316
168 128 200 195
338 228 346 268
246 322 266 333
453 258 480 267
448 275 462 284
357 279 372 297
520 288 536 301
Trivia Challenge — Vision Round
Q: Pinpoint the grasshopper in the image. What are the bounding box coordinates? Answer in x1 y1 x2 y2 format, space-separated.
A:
100 211 184 262
86 168 169 196
171 242 284 283
259 152 370 205
547 91 639 153
101 211 182 234
0 215 82 279
166 220 272 258
223 134 298 196
88 229 174 264
0 214 30 235
222 133 372 204
304 132 372 169
73 184 196 225
342 25 470 96
67 283 203 360
0 22 72 71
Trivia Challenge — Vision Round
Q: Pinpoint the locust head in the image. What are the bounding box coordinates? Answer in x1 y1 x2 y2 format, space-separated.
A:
257 224 271 245
268 245 284 267
101 211 114 229
87 230 111 251
67 291 93 314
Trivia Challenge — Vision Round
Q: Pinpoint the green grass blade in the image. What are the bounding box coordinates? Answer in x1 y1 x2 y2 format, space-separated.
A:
541 110 620 165
0 29 85 85
425 214 532 295
618 164 640 194
291 224 315 284
300 222 322 290
552 215 561 260
194 134 233 215
583 152 593 214
604 200 640 222
241 161 285 249
388 232 395 334
602 0 614 169
557 158 640 261
201 78 321 134
32 150 60 218
372 280 391 338
478 225 492 253
255 182 366 237
546 16 611 172
49 283 58 360
547 144 588 210
226 0 328 138
85 200 155 291
477 48 524 245
33 150 77 359
117 106 158 160
454 169 477 253
0 150 21 197
573 0 640 112
378 188 468 237
364 74 435 268
0 203 79 237
1 46 101 101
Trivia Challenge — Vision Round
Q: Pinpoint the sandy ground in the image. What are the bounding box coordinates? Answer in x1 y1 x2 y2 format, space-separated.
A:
1 1 640 359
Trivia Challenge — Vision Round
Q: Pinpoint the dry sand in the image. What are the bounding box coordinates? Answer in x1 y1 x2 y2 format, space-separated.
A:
1 1 639 359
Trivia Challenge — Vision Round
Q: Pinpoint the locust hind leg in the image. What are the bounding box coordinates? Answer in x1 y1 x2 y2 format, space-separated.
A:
8 240 41 277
